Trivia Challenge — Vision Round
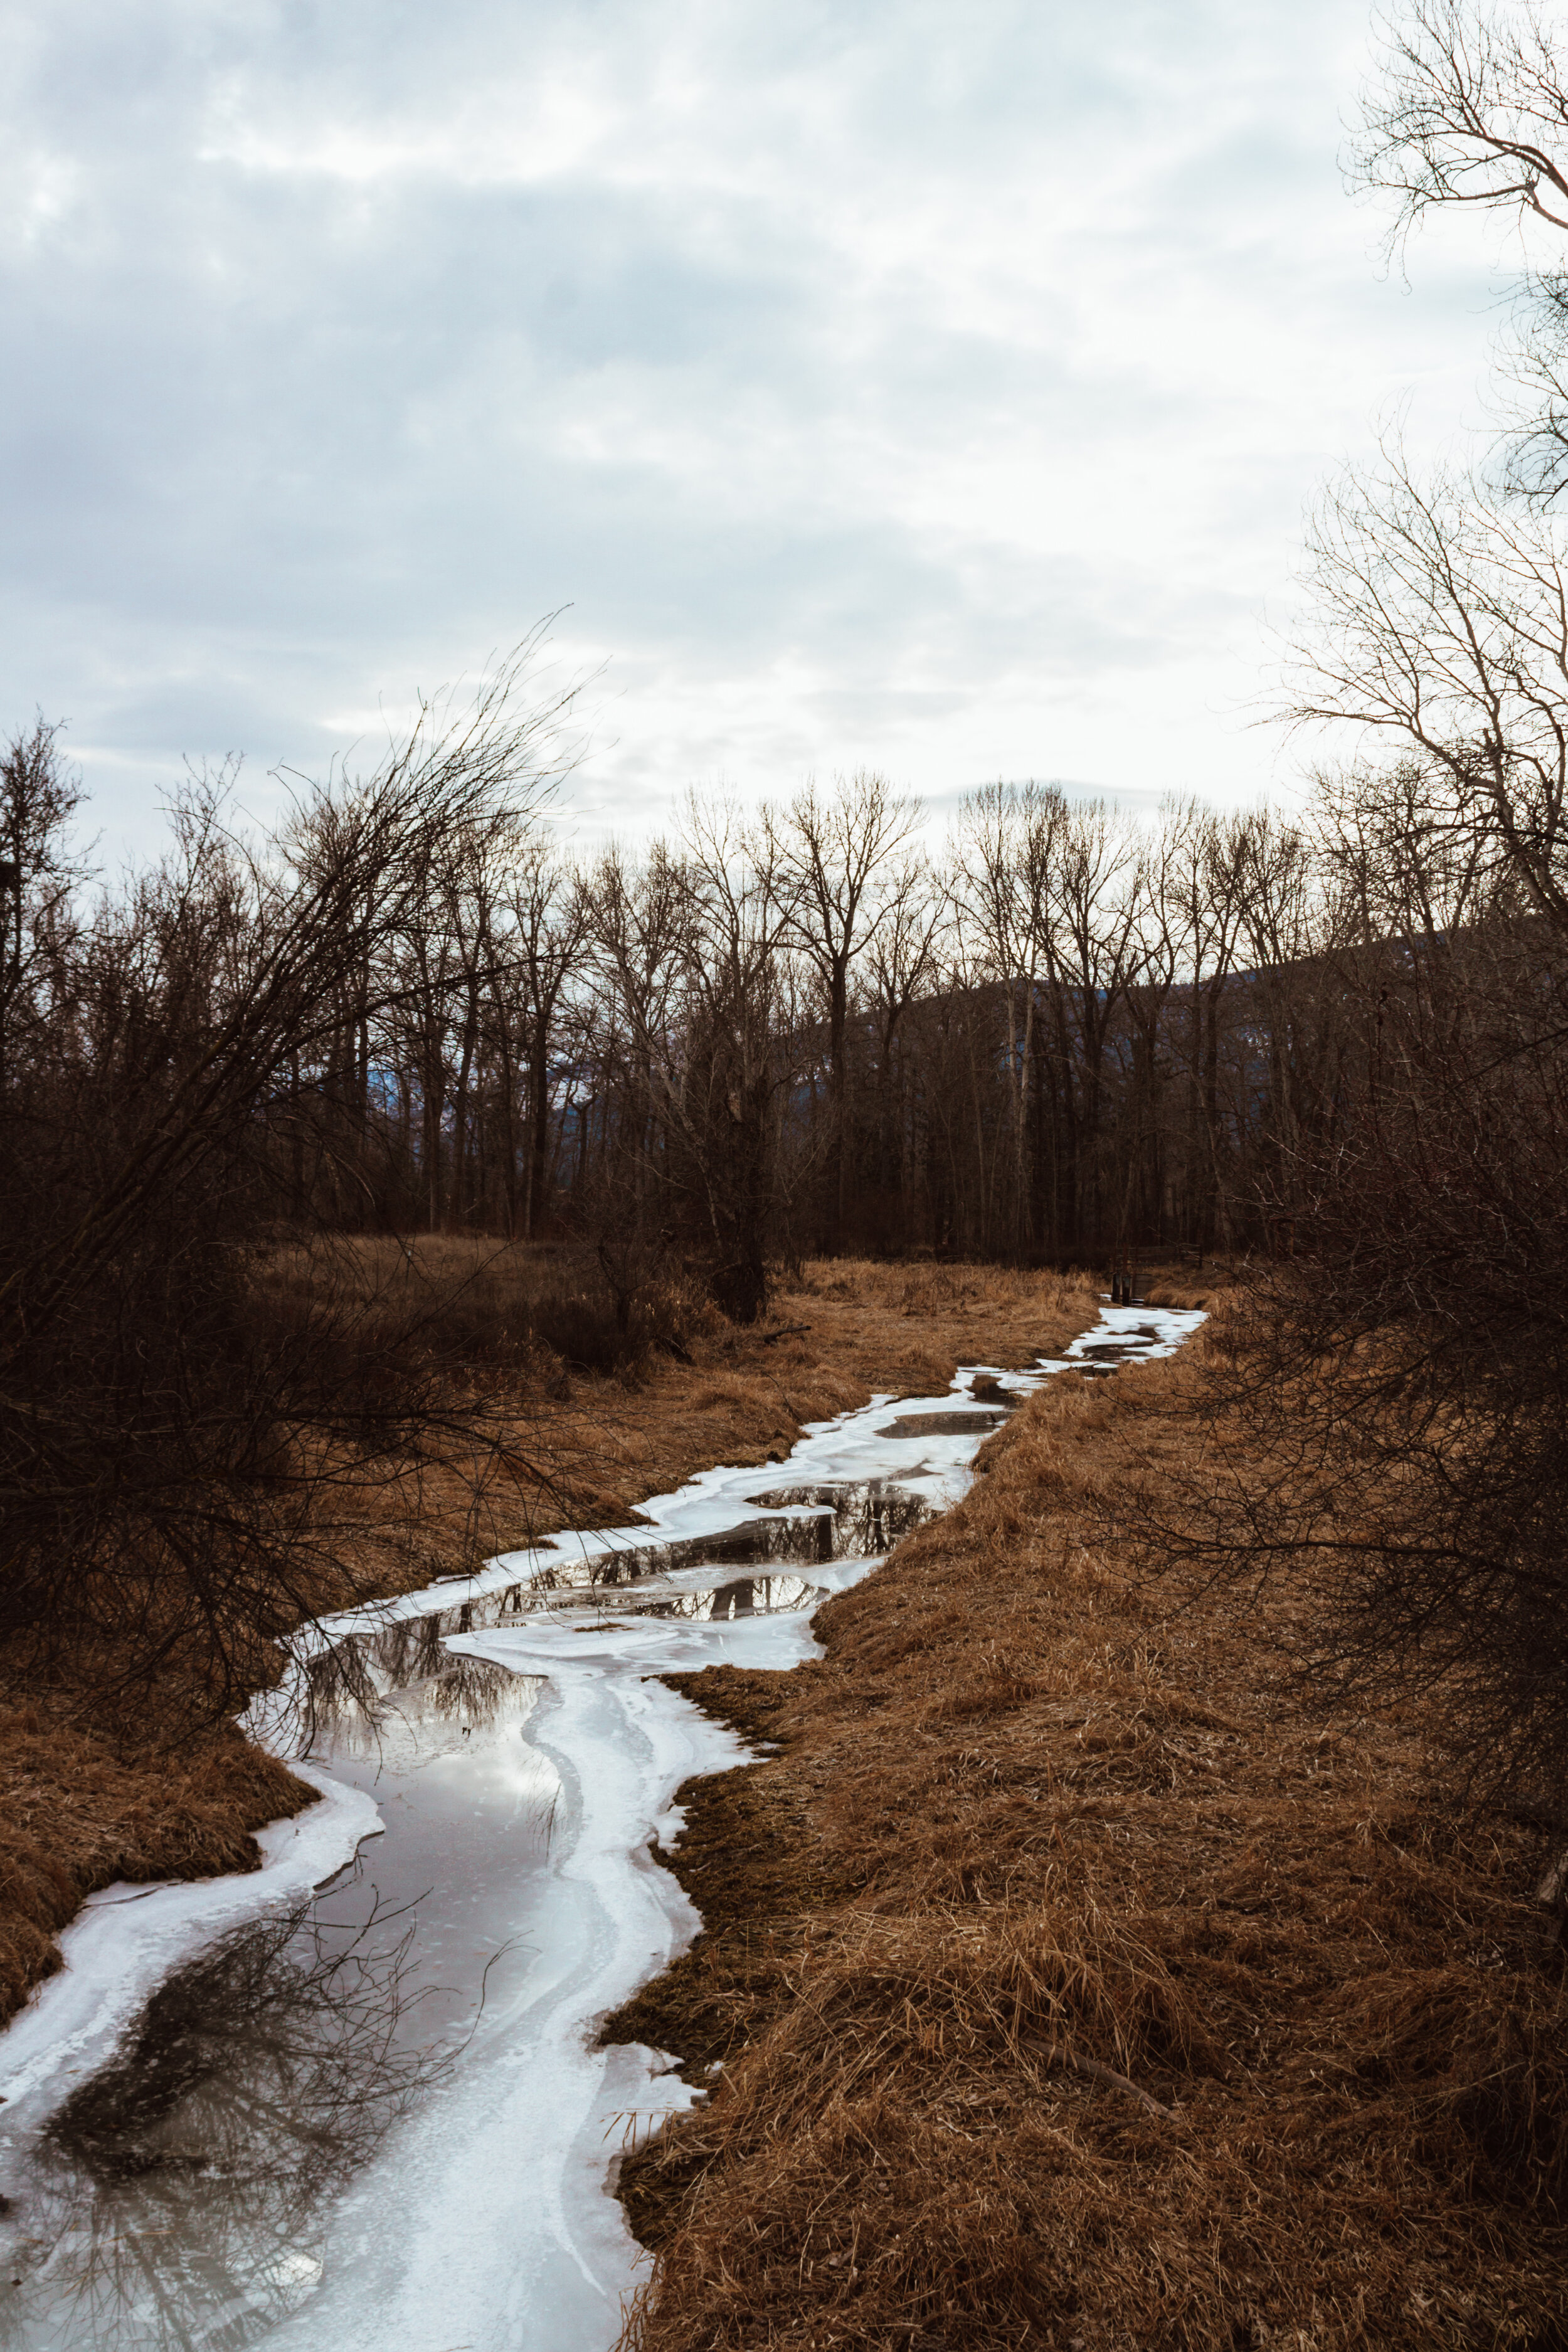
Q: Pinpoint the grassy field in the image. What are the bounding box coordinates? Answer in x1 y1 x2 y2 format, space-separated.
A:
0 1249 1103 2036
608 1336 1568 2351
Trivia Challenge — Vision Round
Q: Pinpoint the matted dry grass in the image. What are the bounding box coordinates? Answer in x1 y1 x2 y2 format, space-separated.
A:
0 1705 313 2023
610 1347 1568 2351
0 1253 1101 2035
255 1245 1107 1591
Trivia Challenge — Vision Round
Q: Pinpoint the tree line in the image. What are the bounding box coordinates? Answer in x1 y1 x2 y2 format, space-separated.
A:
4 687 1555 1323
9 736 1458 1313
3 551 1563 1787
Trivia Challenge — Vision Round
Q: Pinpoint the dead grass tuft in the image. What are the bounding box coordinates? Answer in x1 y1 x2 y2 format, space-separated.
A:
0 1700 314 2022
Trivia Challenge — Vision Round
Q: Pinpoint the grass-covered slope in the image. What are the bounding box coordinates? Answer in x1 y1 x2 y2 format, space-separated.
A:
612 1350 1568 2351
0 1714 314 2022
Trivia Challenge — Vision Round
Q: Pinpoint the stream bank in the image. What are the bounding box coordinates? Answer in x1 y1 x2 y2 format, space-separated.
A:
609 1328 1568 2352
0 1303 1202 2351
0 1258 1101 2043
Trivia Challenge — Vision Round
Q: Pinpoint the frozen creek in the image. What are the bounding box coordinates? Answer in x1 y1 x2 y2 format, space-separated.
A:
0 1301 1203 2352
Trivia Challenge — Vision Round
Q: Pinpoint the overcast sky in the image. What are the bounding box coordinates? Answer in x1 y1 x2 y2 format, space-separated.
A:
0 0 1510 857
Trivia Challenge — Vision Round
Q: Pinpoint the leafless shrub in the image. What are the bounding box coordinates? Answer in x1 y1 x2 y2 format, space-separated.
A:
1131 775 1568 1803
0 649 578 1735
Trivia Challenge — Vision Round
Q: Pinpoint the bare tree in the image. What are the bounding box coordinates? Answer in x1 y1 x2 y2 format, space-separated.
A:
1287 437 1568 930
582 834 697 1250
489 844 586 1239
0 718 87 1098
1161 801 1253 1251
1350 1 1568 241
783 771 921 1250
582 807 803 1320
951 782 1069 1256
863 856 945 1234
0 645 579 1730
1348 0 1568 497
1040 800 1148 1258
667 798 803 1320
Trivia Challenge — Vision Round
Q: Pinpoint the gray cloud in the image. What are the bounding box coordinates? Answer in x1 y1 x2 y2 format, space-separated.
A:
0 0 1506 861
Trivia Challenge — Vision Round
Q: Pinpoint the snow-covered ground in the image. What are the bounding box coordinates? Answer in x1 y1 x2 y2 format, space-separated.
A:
0 1300 1203 2351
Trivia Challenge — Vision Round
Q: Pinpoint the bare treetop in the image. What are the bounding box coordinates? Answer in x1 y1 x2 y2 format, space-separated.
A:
1349 0 1568 244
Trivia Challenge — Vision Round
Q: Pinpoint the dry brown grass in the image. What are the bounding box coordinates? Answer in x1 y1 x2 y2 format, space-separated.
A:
0 1702 314 2022
0 1252 1099 2037
610 1347 1568 2351
282 1248 1104 1591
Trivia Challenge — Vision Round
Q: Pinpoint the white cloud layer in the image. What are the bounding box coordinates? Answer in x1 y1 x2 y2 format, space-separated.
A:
0 0 1512 855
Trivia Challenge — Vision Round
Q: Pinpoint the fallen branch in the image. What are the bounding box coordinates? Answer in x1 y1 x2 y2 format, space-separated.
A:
1021 2036 1177 2119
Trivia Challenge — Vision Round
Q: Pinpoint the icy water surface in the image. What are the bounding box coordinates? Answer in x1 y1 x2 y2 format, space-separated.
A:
0 1302 1202 2351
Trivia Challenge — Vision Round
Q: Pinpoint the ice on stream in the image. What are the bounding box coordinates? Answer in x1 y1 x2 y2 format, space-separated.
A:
0 1300 1203 2351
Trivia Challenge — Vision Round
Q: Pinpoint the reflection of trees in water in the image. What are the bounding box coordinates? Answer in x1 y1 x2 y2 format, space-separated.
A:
293 1483 934 1742
297 1626 390 1751
741 1482 931 1557
0 1479 936 2343
633 1575 819 1622
298 1619 531 1751
0 1896 456 2352
708 1579 757 1619
372 1611 450 1692
417 1651 519 1725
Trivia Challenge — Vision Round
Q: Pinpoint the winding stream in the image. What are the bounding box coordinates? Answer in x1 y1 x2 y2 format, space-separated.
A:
0 1300 1202 2352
